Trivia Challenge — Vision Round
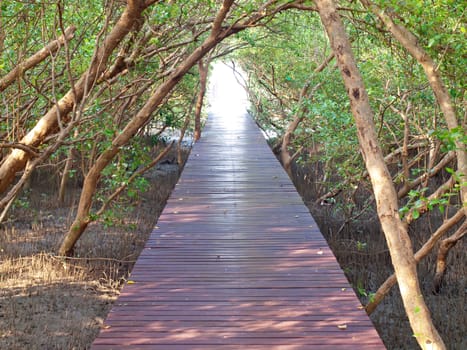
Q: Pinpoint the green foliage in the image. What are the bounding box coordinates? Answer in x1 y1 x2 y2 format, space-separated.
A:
356 241 367 251
433 126 467 152
1 0 465 239
399 187 454 219
13 192 30 210
232 1 465 220
356 280 375 303
373 0 467 91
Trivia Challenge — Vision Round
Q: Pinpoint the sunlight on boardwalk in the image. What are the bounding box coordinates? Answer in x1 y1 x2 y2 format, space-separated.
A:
91 63 385 349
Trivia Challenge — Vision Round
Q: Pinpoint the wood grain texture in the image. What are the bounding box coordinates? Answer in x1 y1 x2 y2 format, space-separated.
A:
91 111 385 349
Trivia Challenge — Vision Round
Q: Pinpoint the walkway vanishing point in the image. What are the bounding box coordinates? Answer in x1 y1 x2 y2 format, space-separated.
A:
91 109 385 349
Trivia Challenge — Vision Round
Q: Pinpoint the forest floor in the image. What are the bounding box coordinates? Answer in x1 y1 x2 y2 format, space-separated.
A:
0 148 465 349
0 148 182 350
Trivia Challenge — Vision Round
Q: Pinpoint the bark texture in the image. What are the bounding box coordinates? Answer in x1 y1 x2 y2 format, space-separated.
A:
313 0 446 348
281 113 304 175
432 221 466 293
194 59 209 141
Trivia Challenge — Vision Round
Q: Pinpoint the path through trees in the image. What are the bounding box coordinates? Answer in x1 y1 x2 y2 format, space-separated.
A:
1 1 465 349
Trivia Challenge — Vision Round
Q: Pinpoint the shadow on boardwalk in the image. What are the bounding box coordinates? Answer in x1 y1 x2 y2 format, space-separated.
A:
91 110 385 349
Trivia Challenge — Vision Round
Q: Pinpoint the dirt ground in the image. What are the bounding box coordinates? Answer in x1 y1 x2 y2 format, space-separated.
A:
291 165 466 350
0 157 181 350
0 152 465 349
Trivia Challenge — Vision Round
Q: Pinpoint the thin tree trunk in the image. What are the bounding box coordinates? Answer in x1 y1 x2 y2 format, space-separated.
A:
178 94 197 165
281 82 321 175
95 141 174 217
0 12 5 57
281 114 304 175
0 117 79 215
313 0 446 348
397 151 456 198
402 176 456 227
0 1 147 195
58 0 237 256
0 194 16 224
59 128 80 204
194 59 209 141
58 146 75 204
401 103 411 194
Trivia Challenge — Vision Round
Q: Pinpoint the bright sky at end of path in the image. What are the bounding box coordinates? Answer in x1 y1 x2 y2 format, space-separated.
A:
208 61 250 118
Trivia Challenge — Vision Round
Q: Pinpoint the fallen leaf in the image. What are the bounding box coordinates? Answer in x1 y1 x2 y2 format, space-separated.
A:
337 324 347 330
127 280 136 284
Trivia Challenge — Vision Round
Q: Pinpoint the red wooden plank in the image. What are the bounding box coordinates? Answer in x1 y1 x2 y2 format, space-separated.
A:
91 111 384 349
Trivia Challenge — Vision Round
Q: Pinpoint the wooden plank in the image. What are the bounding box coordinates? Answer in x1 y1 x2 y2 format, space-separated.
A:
91 111 385 349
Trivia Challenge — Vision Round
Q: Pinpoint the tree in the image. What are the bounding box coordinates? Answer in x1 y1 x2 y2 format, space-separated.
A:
0 0 151 195
313 0 445 348
237 8 464 346
194 57 210 141
58 0 300 256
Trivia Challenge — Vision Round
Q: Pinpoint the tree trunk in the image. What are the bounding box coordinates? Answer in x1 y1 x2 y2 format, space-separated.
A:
361 0 467 213
178 95 197 165
281 114 304 175
58 0 237 256
0 1 147 195
194 59 209 141
58 147 75 204
281 82 321 175
313 0 446 348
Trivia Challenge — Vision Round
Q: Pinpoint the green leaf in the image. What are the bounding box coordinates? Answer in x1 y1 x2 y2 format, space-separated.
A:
438 205 445 214
445 167 454 174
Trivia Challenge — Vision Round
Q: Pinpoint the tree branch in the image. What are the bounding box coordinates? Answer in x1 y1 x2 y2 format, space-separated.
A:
0 142 40 158
95 141 174 217
366 209 465 314
0 26 76 92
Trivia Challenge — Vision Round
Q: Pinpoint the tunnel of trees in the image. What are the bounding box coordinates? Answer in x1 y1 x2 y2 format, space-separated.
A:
0 1 465 349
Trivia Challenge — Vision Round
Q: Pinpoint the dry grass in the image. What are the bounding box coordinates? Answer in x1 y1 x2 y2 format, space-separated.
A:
0 150 183 350
0 254 116 350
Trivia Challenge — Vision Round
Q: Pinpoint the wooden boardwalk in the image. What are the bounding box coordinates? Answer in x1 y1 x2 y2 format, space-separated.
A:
91 110 385 349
